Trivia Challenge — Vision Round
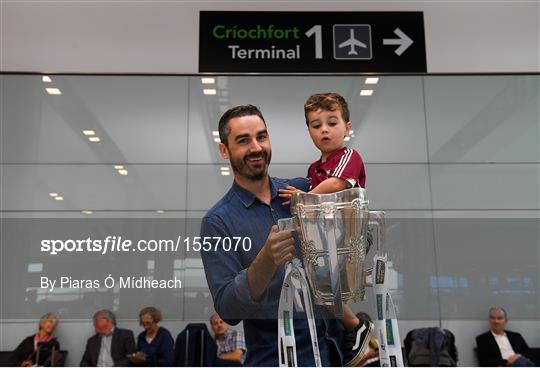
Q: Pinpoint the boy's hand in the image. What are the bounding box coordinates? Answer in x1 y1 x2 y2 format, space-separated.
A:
278 185 305 206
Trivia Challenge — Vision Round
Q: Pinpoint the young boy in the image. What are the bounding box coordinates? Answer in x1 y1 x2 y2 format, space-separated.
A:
278 92 373 367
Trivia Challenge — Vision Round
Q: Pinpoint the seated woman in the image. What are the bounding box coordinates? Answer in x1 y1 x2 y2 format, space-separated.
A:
128 307 174 366
11 313 61 367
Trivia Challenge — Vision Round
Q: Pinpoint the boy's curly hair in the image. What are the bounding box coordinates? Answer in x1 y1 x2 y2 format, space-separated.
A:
304 92 350 125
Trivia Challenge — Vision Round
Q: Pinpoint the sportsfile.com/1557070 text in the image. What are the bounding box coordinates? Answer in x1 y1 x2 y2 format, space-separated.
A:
40 236 252 255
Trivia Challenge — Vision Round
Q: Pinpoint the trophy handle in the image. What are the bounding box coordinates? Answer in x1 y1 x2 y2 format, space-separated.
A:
368 210 385 256
364 211 385 287
364 267 373 287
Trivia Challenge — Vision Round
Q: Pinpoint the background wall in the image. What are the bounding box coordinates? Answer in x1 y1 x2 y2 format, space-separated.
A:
1 1 539 73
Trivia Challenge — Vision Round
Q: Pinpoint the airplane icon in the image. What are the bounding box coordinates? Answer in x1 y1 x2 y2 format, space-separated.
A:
338 29 367 55
333 24 372 60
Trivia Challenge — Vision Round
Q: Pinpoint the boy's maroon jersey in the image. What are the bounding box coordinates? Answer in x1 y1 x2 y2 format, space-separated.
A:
307 147 366 190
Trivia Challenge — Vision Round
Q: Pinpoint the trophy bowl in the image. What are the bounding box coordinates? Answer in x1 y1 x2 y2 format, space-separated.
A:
290 188 371 316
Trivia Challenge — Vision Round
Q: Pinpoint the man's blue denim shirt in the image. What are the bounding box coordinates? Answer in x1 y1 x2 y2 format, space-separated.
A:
200 176 343 367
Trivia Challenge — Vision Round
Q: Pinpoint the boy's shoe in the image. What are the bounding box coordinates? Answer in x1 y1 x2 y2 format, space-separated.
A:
343 318 374 367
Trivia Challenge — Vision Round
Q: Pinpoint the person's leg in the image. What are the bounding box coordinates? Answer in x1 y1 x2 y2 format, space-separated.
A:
341 305 360 330
324 305 361 330
323 305 374 366
339 307 374 367
509 356 536 367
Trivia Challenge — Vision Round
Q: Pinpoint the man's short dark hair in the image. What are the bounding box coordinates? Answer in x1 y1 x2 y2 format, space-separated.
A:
304 92 350 125
218 105 266 146
93 309 116 326
489 307 508 320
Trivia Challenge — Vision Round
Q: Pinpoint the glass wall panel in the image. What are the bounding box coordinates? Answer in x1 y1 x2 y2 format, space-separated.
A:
424 75 540 321
1 217 187 319
430 164 539 210
1 165 187 211
188 76 428 164
424 76 539 163
1 75 189 164
434 213 539 320
0 74 538 329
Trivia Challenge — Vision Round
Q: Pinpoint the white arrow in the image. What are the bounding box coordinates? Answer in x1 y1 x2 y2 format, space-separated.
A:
383 28 413 56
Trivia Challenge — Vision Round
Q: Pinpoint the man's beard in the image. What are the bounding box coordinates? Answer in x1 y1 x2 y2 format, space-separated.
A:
230 150 271 181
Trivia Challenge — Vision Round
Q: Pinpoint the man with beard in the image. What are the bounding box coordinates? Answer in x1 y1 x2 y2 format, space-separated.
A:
200 105 342 366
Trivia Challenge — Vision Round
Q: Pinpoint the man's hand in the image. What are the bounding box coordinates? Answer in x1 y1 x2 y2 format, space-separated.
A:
507 354 522 365
262 225 296 267
247 225 296 301
278 185 305 206
218 349 244 362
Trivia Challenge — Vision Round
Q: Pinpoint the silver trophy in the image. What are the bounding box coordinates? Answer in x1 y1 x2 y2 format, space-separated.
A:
282 187 404 366
289 188 380 317
278 188 403 367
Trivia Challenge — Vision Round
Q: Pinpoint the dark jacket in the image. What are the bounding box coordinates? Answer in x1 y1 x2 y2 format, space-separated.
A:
80 328 136 366
476 330 531 367
10 336 60 366
136 327 174 366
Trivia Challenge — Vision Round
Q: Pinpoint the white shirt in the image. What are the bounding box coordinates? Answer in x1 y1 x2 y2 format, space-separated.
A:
491 331 516 360
97 328 114 367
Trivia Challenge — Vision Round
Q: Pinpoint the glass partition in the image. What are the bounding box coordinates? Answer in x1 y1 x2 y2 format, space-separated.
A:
1 74 538 323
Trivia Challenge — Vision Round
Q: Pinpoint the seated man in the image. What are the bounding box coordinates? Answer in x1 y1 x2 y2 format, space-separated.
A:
80 309 136 367
210 314 246 366
476 307 535 367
